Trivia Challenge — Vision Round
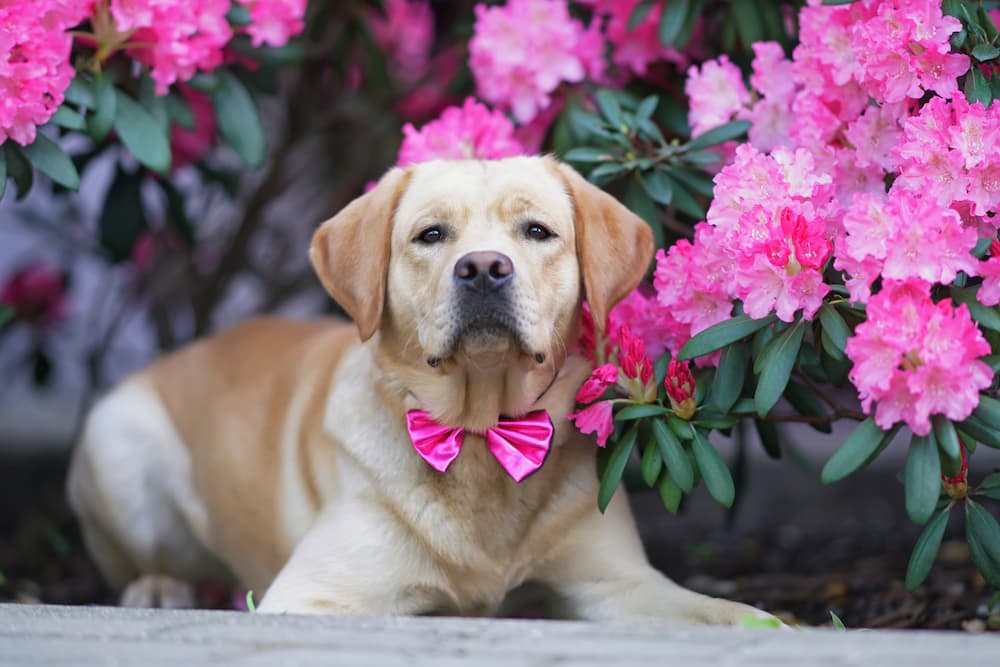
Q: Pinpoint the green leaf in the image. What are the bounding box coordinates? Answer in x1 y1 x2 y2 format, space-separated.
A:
680 314 776 360
680 150 722 166
980 3 1000 43
635 95 659 122
829 610 847 630
755 419 781 459
50 106 86 131
666 415 694 440
686 120 752 152
905 506 951 591
819 304 849 356
964 66 992 106
732 0 764 47
64 77 95 108
665 165 715 197
979 472 1000 500
139 75 168 131
959 415 1000 449
3 144 32 198
227 4 252 26
711 343 746 413
692 429 735 507
640 170 673 205
212 70 266 168
973 44 1000 62
598 425 638 513
165 91 196 130
245 590 256 613
615 404 671 421
658 0 691 46
628 0 655 30
741 615 784 630
652 419 694 492
114 90 171 174
783 380 832 434
966 501 1000 588
88 74 116 142
755 320 806 417
932 415 961 462
641 439 663 487
0 304 12 327
657 470 682 514
974 394 1000 425
821 418 887 483
905 433 941 526
20 133 80 190
662 173 704 219
98 166 147 263
588 162 628 185
596 89 623 131
564 146 614 163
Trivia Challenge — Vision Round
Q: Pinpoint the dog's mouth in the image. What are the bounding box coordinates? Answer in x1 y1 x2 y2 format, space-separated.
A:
428 297 543 368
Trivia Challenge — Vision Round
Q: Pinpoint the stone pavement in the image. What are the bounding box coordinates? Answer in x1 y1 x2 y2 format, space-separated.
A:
0 603 993 667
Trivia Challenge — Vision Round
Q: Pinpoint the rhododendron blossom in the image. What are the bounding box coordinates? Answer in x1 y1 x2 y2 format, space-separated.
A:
397 98 525 166
567 400 614 448
845 280 992 436
575 364 618 403
469 0 604 123
685 55 749 137
370 0 434 84
579 0 688 77
239 0 306 48
665 359 696 420
0 0 91 145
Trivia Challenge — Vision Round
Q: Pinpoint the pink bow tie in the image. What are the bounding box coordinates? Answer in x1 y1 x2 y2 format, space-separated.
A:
405 409 554 482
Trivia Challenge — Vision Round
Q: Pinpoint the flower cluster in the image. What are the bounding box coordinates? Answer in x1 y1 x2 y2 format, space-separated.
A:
579 0 688 77
370 0 435 84
0 0 92 145
569 315 698 447
469 0 604 123
396 97 526 166
109 0 305 94
845 279 992 435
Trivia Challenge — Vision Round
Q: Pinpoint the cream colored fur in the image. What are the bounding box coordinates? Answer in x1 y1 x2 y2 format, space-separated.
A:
67 156 774 624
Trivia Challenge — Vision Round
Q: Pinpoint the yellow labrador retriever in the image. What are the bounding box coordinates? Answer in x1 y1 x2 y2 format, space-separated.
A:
67 156 770 623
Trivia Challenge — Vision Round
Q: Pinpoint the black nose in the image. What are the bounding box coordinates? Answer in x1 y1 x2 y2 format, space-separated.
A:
453 251 514 293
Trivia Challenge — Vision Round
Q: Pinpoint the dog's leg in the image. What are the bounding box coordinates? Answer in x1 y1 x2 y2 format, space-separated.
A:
534 493 778 625
257 502 449 616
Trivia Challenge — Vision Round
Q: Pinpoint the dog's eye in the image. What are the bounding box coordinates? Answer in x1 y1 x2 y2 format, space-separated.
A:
523 223 553 241
416 226 445 244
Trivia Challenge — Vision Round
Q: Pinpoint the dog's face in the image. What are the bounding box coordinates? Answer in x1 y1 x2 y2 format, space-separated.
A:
386 159 580 367
310 156 653 374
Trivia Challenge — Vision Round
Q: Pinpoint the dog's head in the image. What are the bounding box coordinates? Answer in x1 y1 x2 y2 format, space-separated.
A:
310 156 652 401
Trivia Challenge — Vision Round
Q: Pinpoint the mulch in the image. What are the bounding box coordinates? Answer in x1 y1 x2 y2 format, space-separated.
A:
1 453 997 631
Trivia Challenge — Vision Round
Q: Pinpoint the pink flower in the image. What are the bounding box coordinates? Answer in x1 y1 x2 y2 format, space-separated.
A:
397 98 525 166
685 55 750 137
111 0 233 94
575 364 618 404
617 324 652 385
170 86 216 170
238 0 306 48
605 288 672 359
845 279 992 435
567 400 614 448
0 0 91 146
370 0 434 84
469 0 604 123
1 263 67 327
581 0 686 77
978 240 1000 307
665 359 696 420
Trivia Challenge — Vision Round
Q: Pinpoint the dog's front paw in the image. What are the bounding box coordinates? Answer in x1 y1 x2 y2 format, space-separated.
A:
120 575 195 609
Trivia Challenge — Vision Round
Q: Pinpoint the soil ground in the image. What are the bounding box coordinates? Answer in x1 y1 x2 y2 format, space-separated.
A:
1 450 998 631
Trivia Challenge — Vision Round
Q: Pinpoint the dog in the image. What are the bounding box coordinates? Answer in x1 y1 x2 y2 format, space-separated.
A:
67 156 772 623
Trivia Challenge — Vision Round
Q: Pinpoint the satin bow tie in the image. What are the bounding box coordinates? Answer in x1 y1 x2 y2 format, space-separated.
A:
405 409 554 482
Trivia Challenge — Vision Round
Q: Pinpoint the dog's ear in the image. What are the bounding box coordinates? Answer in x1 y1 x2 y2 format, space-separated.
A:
554 161 654 332
310 167 410 341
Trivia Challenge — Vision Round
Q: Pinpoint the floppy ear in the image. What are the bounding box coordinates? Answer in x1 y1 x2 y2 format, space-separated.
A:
554 161 655 332
309 167 411 341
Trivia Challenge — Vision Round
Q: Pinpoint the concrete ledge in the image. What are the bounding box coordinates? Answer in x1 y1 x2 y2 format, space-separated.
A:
0 603 991 666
